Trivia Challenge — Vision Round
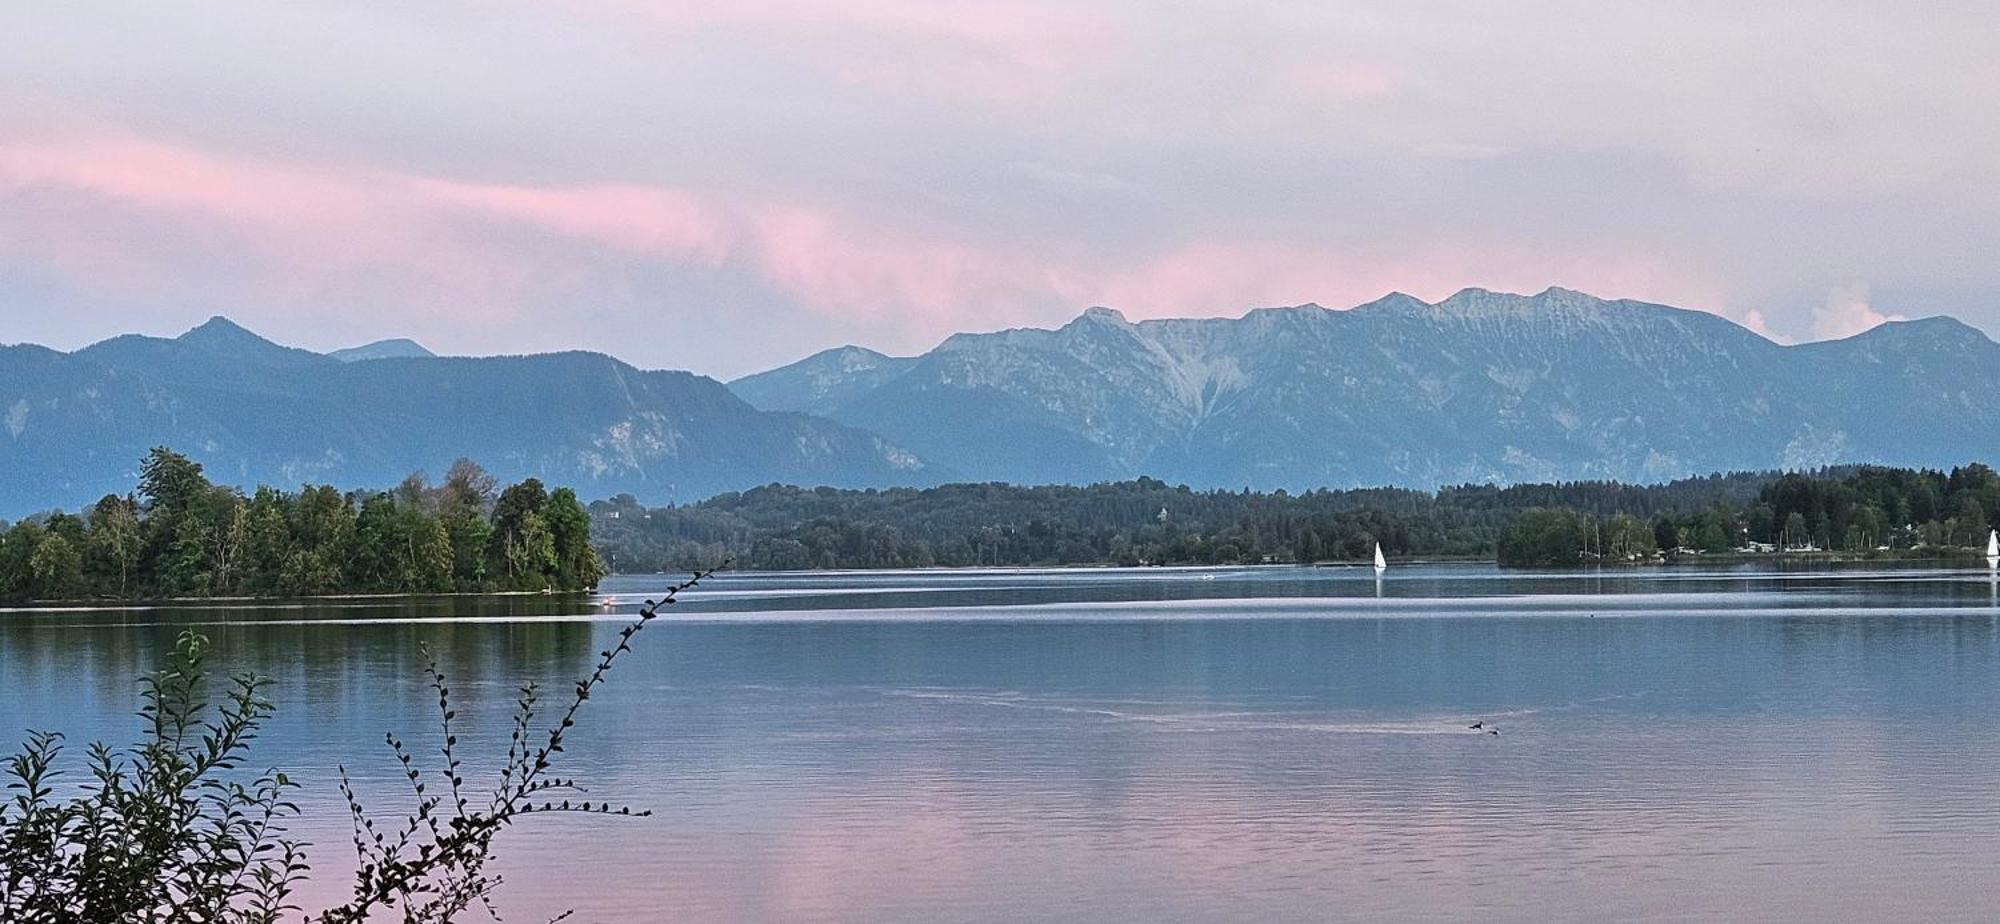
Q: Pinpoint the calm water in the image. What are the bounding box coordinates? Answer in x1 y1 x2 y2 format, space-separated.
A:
6 564 2000 921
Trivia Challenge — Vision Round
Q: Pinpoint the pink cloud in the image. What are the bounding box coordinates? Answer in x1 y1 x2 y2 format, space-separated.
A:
0 120 1742 364
574 0 1123 106
0 124 1052 338
413 180 1053 330
417 181 739 265
0 130 552 323
1287 59 1401 102
1810 282 1905 341
1734 308 1790 343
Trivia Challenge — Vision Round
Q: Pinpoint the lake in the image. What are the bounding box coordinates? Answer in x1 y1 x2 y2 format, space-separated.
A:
5 563 2000 921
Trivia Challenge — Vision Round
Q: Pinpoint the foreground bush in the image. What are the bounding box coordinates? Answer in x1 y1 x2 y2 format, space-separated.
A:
0 571 710 922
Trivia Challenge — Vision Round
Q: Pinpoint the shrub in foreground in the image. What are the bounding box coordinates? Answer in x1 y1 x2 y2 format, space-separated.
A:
0 570 712 922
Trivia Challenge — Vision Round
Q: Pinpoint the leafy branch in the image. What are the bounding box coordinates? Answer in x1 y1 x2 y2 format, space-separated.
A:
1 567 717 923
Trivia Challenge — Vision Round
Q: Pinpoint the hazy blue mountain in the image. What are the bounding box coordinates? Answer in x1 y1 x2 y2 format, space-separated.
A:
0 318 934 516
730 346 917 417
329 338 436 362
730 288 2000 488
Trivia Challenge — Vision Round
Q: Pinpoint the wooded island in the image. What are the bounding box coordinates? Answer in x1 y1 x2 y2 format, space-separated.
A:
0 448 602 600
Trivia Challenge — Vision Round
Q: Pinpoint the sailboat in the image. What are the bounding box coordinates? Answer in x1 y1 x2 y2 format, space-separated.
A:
1986 529 1998 567
1373 542 1387 574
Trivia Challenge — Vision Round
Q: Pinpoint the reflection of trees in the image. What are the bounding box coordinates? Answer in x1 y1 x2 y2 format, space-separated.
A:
0 596 596 748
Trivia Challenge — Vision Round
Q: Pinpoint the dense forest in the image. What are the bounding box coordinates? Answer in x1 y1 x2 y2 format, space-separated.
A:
589 465 2000 571
0 448 603 600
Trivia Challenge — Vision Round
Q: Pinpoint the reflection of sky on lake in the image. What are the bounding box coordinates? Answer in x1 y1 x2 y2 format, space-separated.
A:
5 563 2000 921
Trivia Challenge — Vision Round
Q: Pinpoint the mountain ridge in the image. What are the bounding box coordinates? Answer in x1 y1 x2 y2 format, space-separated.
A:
729 287 2000 489
8 290 1995 516
0 317 937 516
330 338 437 362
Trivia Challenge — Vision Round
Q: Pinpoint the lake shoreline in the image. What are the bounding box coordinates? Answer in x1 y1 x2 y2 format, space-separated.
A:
0 587 598 609
8 551 1995 607
611 548 1999 576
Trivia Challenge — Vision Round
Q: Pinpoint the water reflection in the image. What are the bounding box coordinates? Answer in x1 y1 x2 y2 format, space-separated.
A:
0 595 595 709
6 565 2000 921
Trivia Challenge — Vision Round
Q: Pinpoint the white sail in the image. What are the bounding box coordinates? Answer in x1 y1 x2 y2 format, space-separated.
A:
1373 542 1387 573
1987 529 1998 560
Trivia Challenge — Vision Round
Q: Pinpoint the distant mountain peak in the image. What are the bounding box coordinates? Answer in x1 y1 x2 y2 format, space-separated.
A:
1077 306 1131 325
1836 315 1994 348
1353 291 1430 313
179 315 263 344
1424 285 1625 322
1243 301 1329 316
329 338 437 362
729 343 920 416
771 344 899 368
1353 287 1605 317
771 344 905 376
1880 315 1987 338
174 315 317 363
726 287 2000 491
825 344 895 362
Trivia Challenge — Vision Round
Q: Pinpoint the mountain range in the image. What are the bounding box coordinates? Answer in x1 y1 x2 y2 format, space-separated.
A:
5 287 1996 517
731 287 2000 488
0 318 930 516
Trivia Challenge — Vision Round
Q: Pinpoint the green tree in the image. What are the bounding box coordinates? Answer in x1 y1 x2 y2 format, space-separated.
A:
240 486 295 596
501 511 556 590
85 494 143 597
1294 528 1323 563
207 488 249 595
349 492 457 593
543 487 603 590
1745 503 1777 544
1697 518 1732 553
137 447 209 516
409 514 456 592
1651 517 1679 552
1850 505 1884 551
1497 509 1586 566
442 507 491 590
1603 513 1657 560
29 532 82 599
0 520 46 599
350 492 405 590
1783 512 1809 549
139 448 224 596
284 484 354 595
1954 495 1988 547
489 479 553 589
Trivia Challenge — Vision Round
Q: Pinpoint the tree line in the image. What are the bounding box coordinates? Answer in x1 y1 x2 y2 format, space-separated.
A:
1496 464 2000 565
0 448 603 600
589 465 2000 571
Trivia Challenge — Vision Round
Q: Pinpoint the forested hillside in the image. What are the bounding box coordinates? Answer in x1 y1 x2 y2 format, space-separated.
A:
590 465 2000 571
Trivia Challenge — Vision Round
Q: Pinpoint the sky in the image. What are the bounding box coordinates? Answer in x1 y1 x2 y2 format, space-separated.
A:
3 1 1998 379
